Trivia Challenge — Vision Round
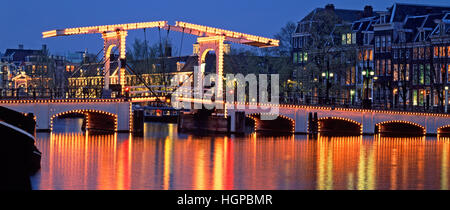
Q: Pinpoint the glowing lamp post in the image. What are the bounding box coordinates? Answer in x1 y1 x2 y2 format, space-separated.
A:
362 69 374 109
445 86 448 113
322 71 334 104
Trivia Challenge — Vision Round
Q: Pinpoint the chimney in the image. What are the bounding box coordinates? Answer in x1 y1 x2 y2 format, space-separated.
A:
325 4 335 11
18 44 24 49
363 5 373 17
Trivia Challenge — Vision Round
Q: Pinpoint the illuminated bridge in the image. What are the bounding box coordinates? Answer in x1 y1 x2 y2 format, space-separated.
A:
0 97 160 132
224 102 450 136
1 20 279 133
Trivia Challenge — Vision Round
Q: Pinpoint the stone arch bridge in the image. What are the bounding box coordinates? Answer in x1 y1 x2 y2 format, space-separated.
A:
226 103 450 135
1 99 133 132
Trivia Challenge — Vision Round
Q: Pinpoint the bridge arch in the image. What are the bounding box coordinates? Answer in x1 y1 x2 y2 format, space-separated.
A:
375 120 425 136
437 125 450 136
317 117 362 136
200 48 215 64
50 109 117 133
246 113 295 134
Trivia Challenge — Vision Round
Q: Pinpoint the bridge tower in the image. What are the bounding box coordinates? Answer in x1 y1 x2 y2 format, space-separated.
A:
102 30 127 93
196 36 226 105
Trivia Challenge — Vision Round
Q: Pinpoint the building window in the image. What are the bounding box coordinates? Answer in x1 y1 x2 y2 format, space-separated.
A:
387 59 391 75
419 47 424 59
393 49 398 59
381 36 386 52
351 67 355 84
393 64 398 81
293 52 298 63
303 52 308 62
419 64 424 85
447 46 450 58
425 47 431 59
386 36 391 52
425 64 430 85
413 48 418 59
381 59 385 75
413 90 418 106
448 64 450 82
342 33 354 45
413 64 418 85
406 64 410 81
435 64 441 83
419 89 424 106
375 36 380 52
434 46 439 58
399 64 404 81
376 60 380 75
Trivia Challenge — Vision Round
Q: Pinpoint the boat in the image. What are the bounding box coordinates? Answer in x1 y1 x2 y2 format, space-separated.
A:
143 106 183 123
0 106 41 190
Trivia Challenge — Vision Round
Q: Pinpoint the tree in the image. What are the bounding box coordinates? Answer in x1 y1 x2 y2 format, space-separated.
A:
260 21 296 57
298 9 357 103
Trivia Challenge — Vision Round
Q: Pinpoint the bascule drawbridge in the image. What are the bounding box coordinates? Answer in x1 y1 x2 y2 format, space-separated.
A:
42 20 279 104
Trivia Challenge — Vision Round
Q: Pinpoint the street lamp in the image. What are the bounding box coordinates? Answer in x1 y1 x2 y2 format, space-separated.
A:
322 71 334 104
362 68 375 109
445 86 448 113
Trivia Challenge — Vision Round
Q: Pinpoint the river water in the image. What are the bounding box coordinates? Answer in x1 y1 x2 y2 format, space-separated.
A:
30 118 450 190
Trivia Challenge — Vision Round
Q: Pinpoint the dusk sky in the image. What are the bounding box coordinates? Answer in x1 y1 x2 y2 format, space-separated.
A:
1 0 449 56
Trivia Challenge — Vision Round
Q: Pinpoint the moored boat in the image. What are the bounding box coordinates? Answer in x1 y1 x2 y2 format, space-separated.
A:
0 106 41 190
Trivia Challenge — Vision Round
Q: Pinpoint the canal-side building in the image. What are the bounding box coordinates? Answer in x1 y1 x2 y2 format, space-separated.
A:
291 4 377 104
372 3 450 110
292 3 450 111
0 45 77 96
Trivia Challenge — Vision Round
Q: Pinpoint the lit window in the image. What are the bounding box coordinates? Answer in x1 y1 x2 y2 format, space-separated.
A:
393 64 398 81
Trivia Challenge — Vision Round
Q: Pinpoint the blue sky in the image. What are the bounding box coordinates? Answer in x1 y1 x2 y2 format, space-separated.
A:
1 0 449 56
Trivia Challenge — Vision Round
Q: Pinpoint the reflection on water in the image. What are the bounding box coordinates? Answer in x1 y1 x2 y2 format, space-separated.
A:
31 120 450 190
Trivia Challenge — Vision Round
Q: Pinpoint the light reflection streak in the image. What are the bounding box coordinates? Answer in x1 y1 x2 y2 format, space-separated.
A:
33 123 450 190
163 137 173 190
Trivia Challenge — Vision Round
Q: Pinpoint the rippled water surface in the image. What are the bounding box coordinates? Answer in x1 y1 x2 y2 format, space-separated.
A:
31 118 450 190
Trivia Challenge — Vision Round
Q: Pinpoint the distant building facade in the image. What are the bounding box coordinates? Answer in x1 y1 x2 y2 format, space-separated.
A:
0 45 80 97
292 3 450 111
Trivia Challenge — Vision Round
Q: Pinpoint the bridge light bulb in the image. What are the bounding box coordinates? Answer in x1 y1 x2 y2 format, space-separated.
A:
362 71 367 76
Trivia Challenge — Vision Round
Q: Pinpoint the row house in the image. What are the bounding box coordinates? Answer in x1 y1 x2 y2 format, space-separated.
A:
292 4 377 104
292 3 450 111
373 3 450 111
